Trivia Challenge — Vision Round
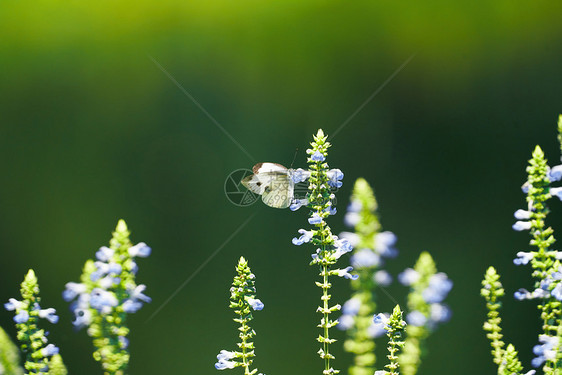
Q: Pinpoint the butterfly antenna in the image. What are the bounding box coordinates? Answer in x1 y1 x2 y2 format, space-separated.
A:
289 148 299 169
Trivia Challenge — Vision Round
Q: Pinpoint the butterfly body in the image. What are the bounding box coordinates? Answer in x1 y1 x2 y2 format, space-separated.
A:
241 163 294 208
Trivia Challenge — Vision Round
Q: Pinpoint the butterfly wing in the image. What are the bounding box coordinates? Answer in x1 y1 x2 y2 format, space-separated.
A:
241 163 294 208
261 173 294 208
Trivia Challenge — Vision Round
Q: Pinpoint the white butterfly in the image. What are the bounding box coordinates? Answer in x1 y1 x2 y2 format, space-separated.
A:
241 163 295 209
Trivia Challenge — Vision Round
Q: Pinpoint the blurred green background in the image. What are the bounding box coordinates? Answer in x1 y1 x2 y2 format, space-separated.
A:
1 1 562 373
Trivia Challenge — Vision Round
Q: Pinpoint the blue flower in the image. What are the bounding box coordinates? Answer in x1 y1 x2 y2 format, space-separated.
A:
215 350 237 370
398 268 420 286
513 251 534 265
292 229 314 245
550 187 562 200
4 298 25 311
62 282 87 302
552 283 562 300
247 297 264 311
290 198 309 211
335 266 358 280
350 249 380 268
36 307 59 324
429 303 451 324
324 205 337 216
128 242 152 258
373 313 390 331
91 261 122 281
513 221 532 231
367 321 387 338
333 236 353 259
344 211 361 227
548 164 562 182
327 169 344 188
342 298 361 316
337 314 354 330
514 288 532 300
290 168 310 184
406 311 427 327
89 288 118 313
119 336 129 349
14 310 29 324
422 273 453 303
514 209 532 220
338 232 360 247
41 343 59 357
310 151 326 162
374 231 398 258
373 270 392 286
308 212 324 225
95 246 114 262
532 335 558 368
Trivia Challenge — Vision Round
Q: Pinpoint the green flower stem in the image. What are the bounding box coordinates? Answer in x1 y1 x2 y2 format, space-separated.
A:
343 178 382 375
385 305 406 375
525 147 562 373
480 266 506 366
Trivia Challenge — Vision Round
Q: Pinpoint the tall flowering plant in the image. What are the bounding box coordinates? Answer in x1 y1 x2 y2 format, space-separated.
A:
481 115 562 375
4 269 65 374
291 129 355 375
337 178 397 375
214 257 264 375
63 220 151 375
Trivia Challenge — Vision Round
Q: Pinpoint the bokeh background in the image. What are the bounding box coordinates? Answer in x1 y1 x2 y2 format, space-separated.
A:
1 1 562 374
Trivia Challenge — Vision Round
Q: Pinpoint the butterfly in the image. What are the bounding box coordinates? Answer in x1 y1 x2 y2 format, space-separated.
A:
241 163 295 208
